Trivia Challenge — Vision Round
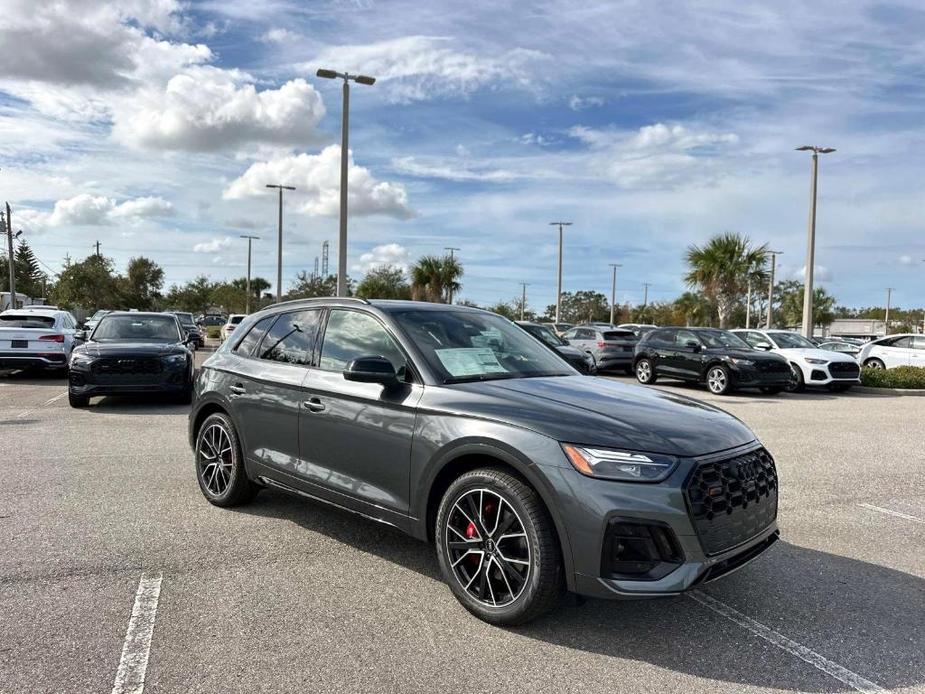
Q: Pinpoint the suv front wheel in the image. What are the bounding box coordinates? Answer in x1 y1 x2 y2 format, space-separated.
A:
435 467 564 625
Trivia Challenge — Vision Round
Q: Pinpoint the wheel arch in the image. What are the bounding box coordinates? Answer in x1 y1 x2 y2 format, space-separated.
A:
421 444 577 592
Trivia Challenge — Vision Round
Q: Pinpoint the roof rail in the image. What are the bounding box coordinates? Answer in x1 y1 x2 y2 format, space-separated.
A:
261 296 370 311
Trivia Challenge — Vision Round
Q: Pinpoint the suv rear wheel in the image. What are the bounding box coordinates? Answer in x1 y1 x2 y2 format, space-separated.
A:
635 358 657 384
435 467 564 625
195 412 259 507
706 365 733 395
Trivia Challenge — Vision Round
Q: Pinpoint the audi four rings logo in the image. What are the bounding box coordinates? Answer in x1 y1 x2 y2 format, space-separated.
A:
734 459 759 482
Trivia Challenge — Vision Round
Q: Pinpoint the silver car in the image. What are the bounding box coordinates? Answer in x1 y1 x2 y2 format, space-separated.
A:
562 326 638 373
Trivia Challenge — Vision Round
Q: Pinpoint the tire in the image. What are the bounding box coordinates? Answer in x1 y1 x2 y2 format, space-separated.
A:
635 358 657 384
706 365 734 395
760 386 783 395
585 352 597 372
785 363 805 392
194 412 259 507
68 391 89 408
435 467 565 626
864 358 885 370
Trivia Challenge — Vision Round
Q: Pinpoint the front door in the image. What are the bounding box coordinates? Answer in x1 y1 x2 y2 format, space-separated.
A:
672 329 704 378
299 309 421 516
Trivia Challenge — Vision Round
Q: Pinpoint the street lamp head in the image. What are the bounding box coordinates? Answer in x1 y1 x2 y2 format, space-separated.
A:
795 145 814 151
354 75 376 86
818 147 836 154
316 68 339 79
795 145 835 154
14 230 22 239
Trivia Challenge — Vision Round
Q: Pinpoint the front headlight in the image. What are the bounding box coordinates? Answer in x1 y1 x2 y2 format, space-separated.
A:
164 353 187 366
70 352 92 367
730 357 754 366
805 357 828 364
562 444 678 482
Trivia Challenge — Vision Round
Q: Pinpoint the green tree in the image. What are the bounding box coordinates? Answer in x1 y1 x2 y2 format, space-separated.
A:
121 256 164 310
230 276 271 311
0 239 48 300
165 276 215 314
543 290 610 323
52 254 121 311
284 272 352 300
486 300 518 320
684 232 769 328
673 291 714 326
356 265 411 300
774 280 836 328
410 254 463 303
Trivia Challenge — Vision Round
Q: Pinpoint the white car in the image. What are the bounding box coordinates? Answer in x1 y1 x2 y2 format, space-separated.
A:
0 307 80 372
857 334 925 369
732 329 861 392
220 314 246 342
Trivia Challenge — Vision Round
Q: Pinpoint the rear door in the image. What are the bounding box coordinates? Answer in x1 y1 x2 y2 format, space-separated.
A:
646 329 678 375
672 329 704 378
299 308 422 516
877 336 913 367
910 336 925 367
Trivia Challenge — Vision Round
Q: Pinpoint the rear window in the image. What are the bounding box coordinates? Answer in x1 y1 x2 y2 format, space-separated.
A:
603 330 636 340
229 315 245 325
0 315 56 328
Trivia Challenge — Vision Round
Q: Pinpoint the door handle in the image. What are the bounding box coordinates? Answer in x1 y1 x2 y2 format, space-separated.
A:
304 397 326 413
229 383 246 395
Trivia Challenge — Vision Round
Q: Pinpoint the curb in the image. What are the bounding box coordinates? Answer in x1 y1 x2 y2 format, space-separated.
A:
853 385 925 396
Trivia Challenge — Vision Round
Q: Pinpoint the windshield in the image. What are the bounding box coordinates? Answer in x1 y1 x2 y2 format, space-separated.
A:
92 315 180 342
392 310 575 383
89 310 109 321
175 312 195 326
697 330 751 350
769 332 816 349
0 314 55 328
523 324 566 347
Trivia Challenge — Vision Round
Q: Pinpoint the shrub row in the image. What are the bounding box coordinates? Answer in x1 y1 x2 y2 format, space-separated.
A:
206 326 221 339
860 366 925 389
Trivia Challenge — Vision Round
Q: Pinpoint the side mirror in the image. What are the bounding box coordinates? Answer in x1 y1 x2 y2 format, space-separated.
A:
74 330 88 342
685 340 701 352
755 343 772 351
343 356 399 387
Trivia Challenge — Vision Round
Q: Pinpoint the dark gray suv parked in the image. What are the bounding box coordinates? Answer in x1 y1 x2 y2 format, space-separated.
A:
189 299 779 625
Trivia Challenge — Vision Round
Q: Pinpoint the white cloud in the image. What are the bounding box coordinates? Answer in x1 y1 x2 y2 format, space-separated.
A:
193 236 233 253
260 28 298 43
307 36 546 102
392 156 527 183
112 70 325 151
353 243 410 274
794 264 832 282
568 95 605 110
18 194 175 230
898 254 916 266
224 146 415 219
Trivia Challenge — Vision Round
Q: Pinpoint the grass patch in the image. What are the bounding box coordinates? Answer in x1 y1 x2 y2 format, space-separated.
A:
205 326 221 339
861 366 925 389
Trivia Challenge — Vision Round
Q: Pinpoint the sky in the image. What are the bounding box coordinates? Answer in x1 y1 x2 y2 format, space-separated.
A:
1 0 923 312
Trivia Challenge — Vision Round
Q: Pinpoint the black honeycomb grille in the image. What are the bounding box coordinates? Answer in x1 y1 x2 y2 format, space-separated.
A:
829 361 860 378
685 448 778 556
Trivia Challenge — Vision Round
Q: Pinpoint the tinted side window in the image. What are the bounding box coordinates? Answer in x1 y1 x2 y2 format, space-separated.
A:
890 337 912 349
234 315 277 356
742 332 771 349
912 336 925 350
319 310 406 372
258 310 321 365
647 329 675 348
675 329 699 346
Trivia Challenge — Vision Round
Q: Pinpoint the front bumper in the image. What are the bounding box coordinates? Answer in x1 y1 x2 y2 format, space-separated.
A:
69 361 191 396
0 351 68 370
729 365 792 388
540 441 779 599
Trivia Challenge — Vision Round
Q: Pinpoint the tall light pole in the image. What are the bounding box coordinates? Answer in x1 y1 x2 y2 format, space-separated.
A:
2 205 15 306
265 184 295 303
796 145 835 338
316 68 376 297
550 222 572 323
240 235 260 313
445 247 460 304
765 250 783 328
885 287 894 336
642 282 651 321
608 263 622 326
520 282 530 320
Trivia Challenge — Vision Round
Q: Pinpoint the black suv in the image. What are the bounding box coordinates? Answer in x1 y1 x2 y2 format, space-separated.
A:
190 300 779 624
634 327 792 395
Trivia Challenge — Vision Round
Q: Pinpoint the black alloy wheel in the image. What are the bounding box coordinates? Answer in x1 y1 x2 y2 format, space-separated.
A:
195 412 258 507
436 468 563 625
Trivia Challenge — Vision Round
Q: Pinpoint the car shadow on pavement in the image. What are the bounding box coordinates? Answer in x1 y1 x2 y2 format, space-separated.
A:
239 490 924 692
82 395 190 414
0 369 68 386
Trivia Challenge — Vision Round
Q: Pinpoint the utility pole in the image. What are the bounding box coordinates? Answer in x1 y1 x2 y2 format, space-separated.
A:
94 240 101 258
885 288 894 336
549 222 572 324
766 251 783 328
520 282 529 321
796 145 835 338
313 256 319 280
265 184 296 303
316 69 377 297
240 235 260 313
321 240 329 276
609 263 622 326
745 279 752 329
642 282 651 320
3 204 15 307
444 247 461 304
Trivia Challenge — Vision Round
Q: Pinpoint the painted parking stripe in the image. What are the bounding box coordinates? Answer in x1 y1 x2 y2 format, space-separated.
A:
15 390 67 419
858 503 924 524
111 573 163 694
688 590 884 693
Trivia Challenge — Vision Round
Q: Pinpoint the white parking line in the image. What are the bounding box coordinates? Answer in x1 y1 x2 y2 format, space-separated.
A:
688 590 884 693
858 503 924 524
15 390 67 419
111 573 163 694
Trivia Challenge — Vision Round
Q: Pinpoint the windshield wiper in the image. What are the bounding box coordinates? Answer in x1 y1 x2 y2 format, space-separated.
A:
443 373 522 384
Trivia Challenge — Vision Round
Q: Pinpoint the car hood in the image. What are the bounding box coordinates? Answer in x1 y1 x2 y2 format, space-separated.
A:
555 344 585 359
439 376 756 457
774 347 854 362
76 342 186 358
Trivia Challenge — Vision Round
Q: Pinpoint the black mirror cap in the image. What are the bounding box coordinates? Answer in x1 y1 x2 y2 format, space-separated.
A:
343 356 399 386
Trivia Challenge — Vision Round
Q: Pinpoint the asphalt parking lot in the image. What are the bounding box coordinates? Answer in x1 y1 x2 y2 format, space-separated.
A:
1 356 923 694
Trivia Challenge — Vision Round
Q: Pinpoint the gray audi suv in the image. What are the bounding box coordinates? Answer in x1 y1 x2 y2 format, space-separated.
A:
189 299 779 625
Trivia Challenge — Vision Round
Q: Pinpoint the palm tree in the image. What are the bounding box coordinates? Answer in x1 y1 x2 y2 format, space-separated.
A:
673 291 714 327
409 254 463 303
684 232 768 328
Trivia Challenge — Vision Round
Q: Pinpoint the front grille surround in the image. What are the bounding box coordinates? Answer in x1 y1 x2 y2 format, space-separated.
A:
754 360 790 374
828 361 860 378
684 447 778 556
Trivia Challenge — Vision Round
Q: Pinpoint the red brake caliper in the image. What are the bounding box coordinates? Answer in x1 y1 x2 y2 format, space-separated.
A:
465 521 477 539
